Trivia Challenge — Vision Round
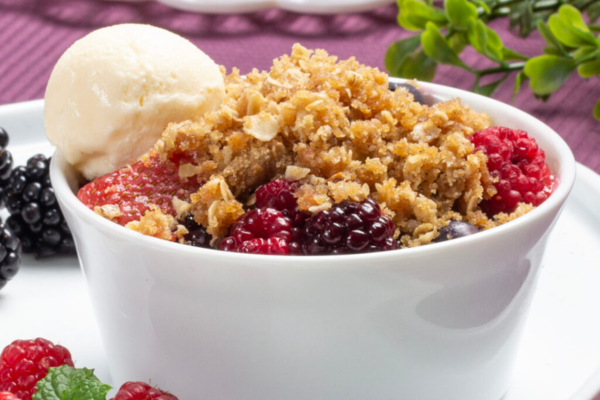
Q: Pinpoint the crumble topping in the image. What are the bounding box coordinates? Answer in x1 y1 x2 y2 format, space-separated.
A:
123 44 531 247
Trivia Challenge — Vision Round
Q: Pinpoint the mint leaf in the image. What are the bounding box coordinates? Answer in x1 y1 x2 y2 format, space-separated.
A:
594 99 600 121
33 366 111 400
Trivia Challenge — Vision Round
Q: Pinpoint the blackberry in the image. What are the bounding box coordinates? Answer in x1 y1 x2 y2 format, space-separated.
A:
3 154 75 258
389 82 426 105
0 127 14 209
179 214 212 248
0 220 21 291
298 198 399 255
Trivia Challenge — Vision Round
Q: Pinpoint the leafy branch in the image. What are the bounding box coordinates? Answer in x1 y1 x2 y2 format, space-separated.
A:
385 0 600 120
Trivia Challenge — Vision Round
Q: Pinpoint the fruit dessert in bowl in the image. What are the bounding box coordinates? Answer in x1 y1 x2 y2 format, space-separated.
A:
48 24 575 400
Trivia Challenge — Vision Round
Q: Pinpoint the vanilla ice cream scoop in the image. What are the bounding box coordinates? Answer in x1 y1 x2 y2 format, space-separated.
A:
44 24 225 180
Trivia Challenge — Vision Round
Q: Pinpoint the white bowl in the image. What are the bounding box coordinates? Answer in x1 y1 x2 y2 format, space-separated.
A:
51 78 576 400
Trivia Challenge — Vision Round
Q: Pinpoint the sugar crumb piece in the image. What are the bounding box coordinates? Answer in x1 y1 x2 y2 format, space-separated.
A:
172 197 191 217
94 204 121 221
244 112 280 141
285 165 311 181
126 207 175 241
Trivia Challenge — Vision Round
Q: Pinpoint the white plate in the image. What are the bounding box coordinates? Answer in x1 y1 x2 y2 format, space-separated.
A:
154 0 396 14
0 100 599 400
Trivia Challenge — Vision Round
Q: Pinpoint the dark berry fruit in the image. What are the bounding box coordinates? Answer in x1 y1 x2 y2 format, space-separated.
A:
0 128 9 151
110 381 178 400
0 221 22 291
254 179 307 226
0 338 74 400
180 214 212 248
219 208 291 255
470 127 554 215
433 221 479 243
3 154 75 258
0 150 12 181
298 198 398 255
0 128 14 210
389 82 426 105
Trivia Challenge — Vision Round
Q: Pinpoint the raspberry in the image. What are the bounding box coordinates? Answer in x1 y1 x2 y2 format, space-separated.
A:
470 127 554 215
298 199 398 255
0 392 20 400
77 153 202 226
218 208 291 255
111 381 178 400
254 179 307 226
0 338 74 400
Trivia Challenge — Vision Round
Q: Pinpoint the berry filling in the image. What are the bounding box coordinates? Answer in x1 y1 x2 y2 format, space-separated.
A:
218 208 292 255
297 199 398 255
254 179 307 226
77 152 202 226
180 215 212 248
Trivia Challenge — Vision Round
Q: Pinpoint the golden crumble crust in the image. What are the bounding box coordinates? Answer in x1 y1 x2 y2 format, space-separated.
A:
127 44 533 247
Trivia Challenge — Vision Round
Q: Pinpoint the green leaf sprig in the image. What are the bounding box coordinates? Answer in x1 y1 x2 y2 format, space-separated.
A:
385 0 600 121
33 366 112 400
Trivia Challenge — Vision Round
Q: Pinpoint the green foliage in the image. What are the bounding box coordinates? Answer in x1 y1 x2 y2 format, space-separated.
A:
397 0 447 31
387 0 600 121
384 35 438 80
548 5 596 47
33 366 112 400
422 22 470 69
445 0 478 30
525 55 576 94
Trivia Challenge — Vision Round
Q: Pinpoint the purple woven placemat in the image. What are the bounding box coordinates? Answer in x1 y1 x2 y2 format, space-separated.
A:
1 0 599 173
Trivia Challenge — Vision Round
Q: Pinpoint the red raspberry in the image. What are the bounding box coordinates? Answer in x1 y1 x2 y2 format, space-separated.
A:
470 127 554 215
299 199 398 255
255 179 297 212
77 152 202 226
111 381 178 400
0 392 20 400
218 208 291 255
0 338 74 400
254 179 307 226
